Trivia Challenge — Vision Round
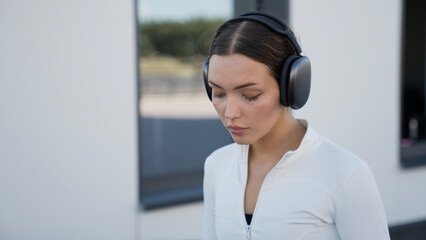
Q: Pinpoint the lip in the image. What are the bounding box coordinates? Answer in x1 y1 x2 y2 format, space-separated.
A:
227 125 248 135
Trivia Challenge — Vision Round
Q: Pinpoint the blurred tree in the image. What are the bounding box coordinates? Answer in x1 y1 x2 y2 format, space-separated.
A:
138 19 224 58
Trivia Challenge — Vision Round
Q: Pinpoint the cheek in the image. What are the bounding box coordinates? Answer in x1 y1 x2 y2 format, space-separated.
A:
212 100 225 117
248 97 282 124
253 102 280 118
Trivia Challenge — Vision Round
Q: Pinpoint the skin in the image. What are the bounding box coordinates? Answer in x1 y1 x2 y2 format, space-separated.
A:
208 53 307 214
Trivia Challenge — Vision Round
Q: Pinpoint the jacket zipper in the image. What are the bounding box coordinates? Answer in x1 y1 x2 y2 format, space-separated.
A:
241 146 251 240
246 224 251 239
243 149 293 240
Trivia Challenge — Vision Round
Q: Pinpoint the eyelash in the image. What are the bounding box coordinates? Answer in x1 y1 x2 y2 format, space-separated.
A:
213 93 225 99
213 93 260 102
244 95 259 102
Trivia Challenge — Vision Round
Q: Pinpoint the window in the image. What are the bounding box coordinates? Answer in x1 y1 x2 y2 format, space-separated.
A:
136 0 233 209
400 0 426 167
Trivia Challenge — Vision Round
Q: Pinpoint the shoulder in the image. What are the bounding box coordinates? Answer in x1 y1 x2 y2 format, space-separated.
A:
316 135 364 168
299 122 364 173
203 143 241 189
303 130 372 195
204 142 240 172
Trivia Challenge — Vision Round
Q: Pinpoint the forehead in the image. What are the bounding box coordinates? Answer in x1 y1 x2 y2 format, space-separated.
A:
208 54 275 87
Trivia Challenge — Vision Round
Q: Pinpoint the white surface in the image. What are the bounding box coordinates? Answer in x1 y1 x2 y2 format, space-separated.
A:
0 1 138 239
291 0 426 226
140 202 204 240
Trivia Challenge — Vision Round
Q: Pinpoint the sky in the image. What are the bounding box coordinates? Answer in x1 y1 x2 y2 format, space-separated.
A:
137 0 233 22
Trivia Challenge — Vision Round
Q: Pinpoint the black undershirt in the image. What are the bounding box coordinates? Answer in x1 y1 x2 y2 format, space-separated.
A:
245 214 253 225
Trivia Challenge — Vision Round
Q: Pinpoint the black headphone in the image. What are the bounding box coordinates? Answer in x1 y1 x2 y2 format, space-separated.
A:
203 11 311 110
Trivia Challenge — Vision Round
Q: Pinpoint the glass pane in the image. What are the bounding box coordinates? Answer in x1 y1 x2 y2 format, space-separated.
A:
137 0 233 208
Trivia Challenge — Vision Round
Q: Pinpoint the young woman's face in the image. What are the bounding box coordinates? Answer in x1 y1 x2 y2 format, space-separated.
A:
208 53 284 145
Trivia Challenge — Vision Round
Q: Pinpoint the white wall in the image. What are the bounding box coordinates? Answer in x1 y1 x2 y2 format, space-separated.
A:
139 202 204 240
0 1 138 240
291 0 426 226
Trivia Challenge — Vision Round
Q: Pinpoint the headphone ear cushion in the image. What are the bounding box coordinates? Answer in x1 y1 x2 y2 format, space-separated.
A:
287 56 311 109
203 57 212 101
280 55 299 107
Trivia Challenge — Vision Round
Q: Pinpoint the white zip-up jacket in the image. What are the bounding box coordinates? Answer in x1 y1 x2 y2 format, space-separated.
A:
203 120 390 240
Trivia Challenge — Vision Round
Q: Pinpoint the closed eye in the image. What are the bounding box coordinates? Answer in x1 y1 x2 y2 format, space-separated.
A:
213 93 225 98
244 94 261 102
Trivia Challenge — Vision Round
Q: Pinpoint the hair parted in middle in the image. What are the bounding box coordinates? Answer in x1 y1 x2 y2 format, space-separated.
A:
209 19 297 82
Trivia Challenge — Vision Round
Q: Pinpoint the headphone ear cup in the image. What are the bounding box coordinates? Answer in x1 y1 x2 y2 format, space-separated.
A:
287 56 311 110
280 55 311 109
203 57 212 101
280 55 299 107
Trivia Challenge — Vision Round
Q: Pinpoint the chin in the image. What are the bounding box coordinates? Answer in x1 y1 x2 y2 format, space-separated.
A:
230 135 255 145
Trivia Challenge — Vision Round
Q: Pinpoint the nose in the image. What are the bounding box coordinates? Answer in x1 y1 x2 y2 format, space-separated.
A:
224 96 241 120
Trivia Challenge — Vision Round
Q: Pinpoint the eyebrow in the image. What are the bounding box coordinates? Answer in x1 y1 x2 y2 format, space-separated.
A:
208 81 258 91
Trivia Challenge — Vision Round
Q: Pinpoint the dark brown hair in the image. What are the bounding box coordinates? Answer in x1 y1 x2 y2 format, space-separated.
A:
209 19 297 82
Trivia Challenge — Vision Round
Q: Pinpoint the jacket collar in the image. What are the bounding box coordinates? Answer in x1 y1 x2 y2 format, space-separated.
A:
237 119 317 165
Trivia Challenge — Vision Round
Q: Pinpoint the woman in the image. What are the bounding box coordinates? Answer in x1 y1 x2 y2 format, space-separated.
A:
202 11 390 240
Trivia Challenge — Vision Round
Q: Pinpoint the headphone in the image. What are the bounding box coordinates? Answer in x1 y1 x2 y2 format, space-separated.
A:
203 11 311 110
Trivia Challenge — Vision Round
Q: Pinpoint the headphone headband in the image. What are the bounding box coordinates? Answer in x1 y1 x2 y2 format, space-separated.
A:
212 11 302 55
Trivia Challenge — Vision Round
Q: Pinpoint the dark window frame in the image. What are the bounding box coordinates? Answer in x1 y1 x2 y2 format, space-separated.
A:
400 0 426 168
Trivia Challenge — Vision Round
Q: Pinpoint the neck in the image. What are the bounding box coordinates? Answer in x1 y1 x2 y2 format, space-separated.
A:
249 109 306 162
